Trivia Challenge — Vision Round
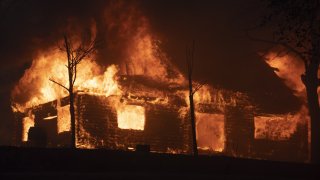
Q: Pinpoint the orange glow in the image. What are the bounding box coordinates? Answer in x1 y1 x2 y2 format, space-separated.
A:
265 53 305 98
57 104 71 133
11 2 188 149
264 52 310 142
12 2 301 155
254 115 297 140
104 1 185 85
196 113 225 152
11 49 123 113
193 85 212 105
117 105 145 130
22 114 35 142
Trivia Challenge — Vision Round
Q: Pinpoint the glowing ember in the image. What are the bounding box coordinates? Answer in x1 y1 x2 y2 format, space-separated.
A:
22 114 35 142
43 116 57 120
117 105 145 130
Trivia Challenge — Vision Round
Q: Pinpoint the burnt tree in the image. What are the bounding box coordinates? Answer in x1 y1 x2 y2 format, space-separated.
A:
247 0 320 163
186 41 203 156
50 35 98 149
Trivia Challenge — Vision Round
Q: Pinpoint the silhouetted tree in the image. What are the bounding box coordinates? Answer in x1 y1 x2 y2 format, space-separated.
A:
247 0 320 163
186 41 203 156
50 35 98 149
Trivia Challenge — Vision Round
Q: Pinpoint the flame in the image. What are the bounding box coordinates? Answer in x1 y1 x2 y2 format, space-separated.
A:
117 105 145 130
194 85 212 105
22 113 35 142
255 114 297 140
11 47 124 113
11 1 232 153
78 64 122 97
57 104 71 133
196 113 225 152
261 52 310 143
104 0 185 84
11 2 186 150
265 52 306 98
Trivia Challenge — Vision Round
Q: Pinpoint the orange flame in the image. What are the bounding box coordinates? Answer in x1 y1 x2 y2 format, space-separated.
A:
12 2 229 152
260 52 310 142
117 105 145 130
196 113 225 152
265 53 305 98
57 103 71 133
22 113 35 142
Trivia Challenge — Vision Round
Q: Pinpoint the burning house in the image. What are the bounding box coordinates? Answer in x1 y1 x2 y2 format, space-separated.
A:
10 1 309 163
12 71 309 162
13 75 251 154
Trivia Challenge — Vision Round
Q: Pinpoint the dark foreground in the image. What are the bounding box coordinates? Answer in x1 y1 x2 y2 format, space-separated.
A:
0 146 319 180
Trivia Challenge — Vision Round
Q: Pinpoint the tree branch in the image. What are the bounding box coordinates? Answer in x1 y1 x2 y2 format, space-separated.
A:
246 31 308 65
192 83 205 95
74 41 97 65
49 78 69 92
73 62 77 86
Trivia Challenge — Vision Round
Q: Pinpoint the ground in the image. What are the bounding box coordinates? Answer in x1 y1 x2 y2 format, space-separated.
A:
0 146 318 180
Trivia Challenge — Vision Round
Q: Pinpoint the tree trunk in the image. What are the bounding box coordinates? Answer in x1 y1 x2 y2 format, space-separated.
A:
189 95 198 156
67 53 76 149
308 16 320 163
305 59 320 163
69 90 76 149
188 78 198 156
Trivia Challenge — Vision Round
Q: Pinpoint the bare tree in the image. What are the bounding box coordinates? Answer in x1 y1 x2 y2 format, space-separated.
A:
186 41 204 156
50 35 98 149
247 0 320 163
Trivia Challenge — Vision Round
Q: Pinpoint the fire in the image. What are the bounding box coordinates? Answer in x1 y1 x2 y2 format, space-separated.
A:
11 48 124 112
194 85 212 105
104 0 185 85
57 104 71 133
12 47 124 144
22 113 35 142
11 1 256 155
117 105 145 130
261 52 310 143
196 113 225 152
255 114 297 140
265 52 306 98
78 64 122 96
11 1 188 149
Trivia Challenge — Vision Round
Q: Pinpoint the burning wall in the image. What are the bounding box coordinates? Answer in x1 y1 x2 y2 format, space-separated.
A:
252 118 309 162
14 92 190 153
13 82 309 162
225 105 254 157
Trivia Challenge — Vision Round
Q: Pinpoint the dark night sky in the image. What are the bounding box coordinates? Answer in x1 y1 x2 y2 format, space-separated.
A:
0 0 300 145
